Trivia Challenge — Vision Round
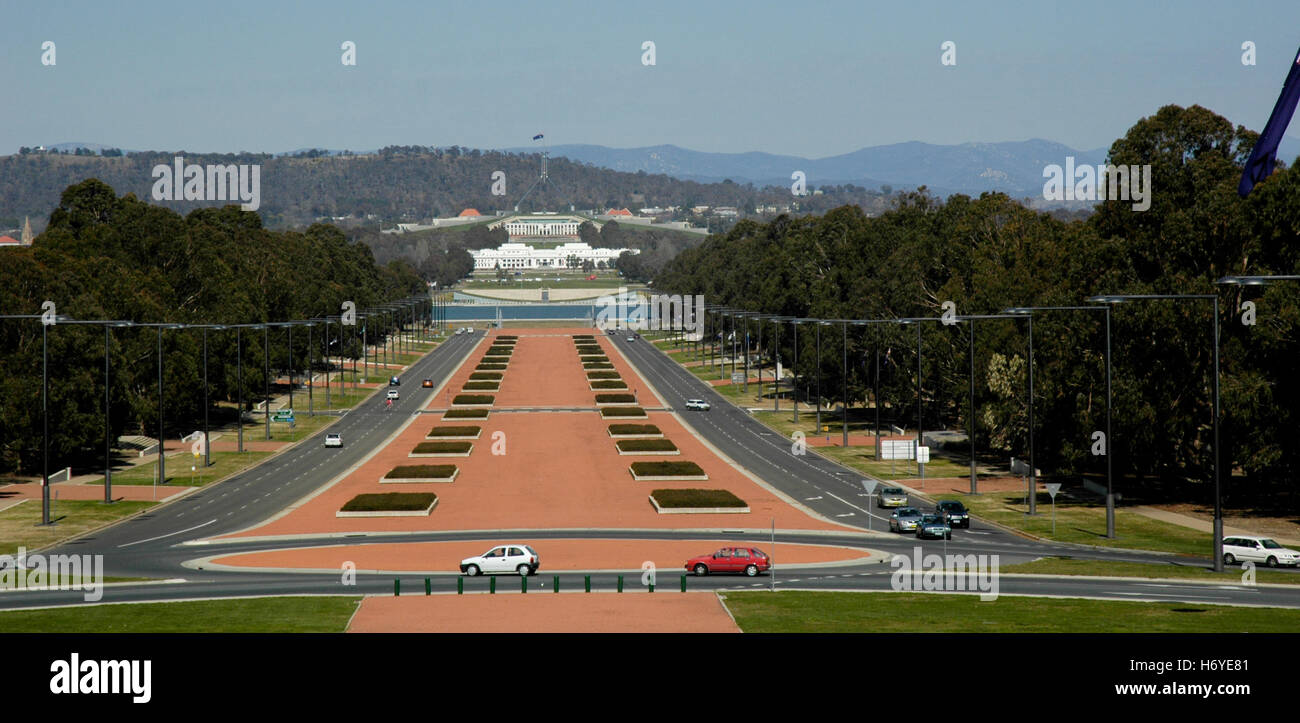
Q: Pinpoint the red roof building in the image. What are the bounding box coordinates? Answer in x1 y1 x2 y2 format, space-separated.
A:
606 208 632 216
0 235 21 246
458 208 482 217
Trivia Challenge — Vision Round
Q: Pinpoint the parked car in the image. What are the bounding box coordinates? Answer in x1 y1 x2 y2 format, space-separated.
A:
936 500 970 528
460 545 540 576
915 514 952 540
389 376 400 386
386 389 399 400
1222 536 1300 567
626 336 636 342
889 507 924 533
685 399 711 411
685 547 770 576
422 379 433 388
878 487 908 508
324 433 342 448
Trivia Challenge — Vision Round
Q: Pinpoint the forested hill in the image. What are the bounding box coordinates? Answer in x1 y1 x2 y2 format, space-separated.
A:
0 147 893 232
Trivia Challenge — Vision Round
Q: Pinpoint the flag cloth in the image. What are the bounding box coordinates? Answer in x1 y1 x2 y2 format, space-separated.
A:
1239 46 1300 196
532 134 544 140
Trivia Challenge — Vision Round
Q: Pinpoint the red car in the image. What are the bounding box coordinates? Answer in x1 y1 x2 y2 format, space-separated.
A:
685 547 770 577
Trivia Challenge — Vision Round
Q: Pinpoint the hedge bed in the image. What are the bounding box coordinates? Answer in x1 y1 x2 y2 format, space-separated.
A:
600 406 647 418
649 489 748 514
629 460 708 480
452 394 495 406
338 492 438 517
616 439 680 455
462 381 500 391
607 423 663 438
469 372 503 380
444 409 489 419
476 363 508 371
427 425 481 439
487 346 513 353
579 355 608 362
382 464 459 483
411 441 474 457
496 335 518 340
590 380 628 390
573 335 594 340
584 362 614 370
595 393 636 404
587 371 622 380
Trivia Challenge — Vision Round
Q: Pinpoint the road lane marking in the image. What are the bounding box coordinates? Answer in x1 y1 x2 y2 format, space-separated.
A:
118 519 216 548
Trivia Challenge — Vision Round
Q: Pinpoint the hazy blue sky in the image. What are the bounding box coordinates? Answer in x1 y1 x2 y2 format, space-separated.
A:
3 0 1299 157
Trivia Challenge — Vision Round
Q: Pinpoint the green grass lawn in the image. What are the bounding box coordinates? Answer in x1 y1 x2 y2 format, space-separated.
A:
935 492 1213 556
721 590 1300 633
86 450 272 487
0 596 362 632
0 500 156 556
1002 557 1300 584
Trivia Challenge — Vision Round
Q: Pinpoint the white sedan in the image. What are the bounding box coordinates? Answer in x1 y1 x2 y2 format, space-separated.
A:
1223 536 1300 567
684 399 711 411
324 433 342 448
460 545 540 576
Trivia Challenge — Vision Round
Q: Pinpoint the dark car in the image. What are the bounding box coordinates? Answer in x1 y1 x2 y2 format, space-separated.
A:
915 514 952 540
389 376 400 386
936 500 970 528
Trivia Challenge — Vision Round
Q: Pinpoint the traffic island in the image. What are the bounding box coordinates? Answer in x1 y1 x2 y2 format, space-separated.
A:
337 492 439 517
629 461 708 481
409 441 474 458
381 464 460 483
427 425 482 440
649 489 749 514
616 439 680 455
443 408 489 420
608 424 663 439
600 406 647 419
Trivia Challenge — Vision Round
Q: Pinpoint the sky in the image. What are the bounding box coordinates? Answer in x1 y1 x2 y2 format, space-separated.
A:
3 0 1300 158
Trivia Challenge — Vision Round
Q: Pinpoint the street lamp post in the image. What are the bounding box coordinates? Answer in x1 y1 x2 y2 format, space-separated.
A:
1090 293 1221 568
2 312 63 524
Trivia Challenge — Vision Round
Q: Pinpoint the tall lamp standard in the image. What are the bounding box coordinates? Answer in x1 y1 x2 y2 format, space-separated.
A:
57 319 137 503
186 324 228 469
815 320 832 433
133 323 183 487
1005 306 1114 535
3 312 66 524
1089 293 1221 569
784 319 809 424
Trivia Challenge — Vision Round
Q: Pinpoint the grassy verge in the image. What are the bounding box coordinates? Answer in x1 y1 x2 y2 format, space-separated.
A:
0 500 156 555
934 492 1212 556
0 596 361 633
1002 557 1300 584
721 590 1300 633
87 451 272 487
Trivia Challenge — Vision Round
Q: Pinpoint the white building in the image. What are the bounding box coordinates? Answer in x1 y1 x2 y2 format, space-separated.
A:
471 241 635 270
489 214 592 238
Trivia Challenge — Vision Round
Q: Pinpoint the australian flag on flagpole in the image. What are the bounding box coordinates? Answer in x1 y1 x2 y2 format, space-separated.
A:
532 134 544 140
1239 46 1300 196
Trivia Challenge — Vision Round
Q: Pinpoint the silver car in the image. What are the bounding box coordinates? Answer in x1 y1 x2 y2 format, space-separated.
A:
878 487 908 508
889 507 924 533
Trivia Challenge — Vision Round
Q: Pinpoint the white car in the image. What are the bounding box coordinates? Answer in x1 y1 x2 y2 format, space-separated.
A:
1223 536 1300 567
626 336 636 342
324 433 342 448
684 399 710 411
386 389 399 400
460 545 540 576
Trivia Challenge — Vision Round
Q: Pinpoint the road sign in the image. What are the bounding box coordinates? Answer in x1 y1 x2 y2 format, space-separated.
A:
1044 483 1061 499
862 479 878 495
274 412 294 423
731 372 745 384
916 446 931 464
1010 457 1032 476
881 440 914 460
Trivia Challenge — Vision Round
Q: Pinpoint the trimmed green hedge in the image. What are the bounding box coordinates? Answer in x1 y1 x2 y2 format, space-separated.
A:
651 489 746 508
584 362 614 369
587 371 621 379
497 335 518 340
341 492 437 512
462 381 499 390
444 409 489 419
596 393 636 404
609 424 661 435
573 335 594 340
469 371 503 380
476 363 507 371
617 439 679 453
591 380 627 389
428 425 480 437
386 464 458 479
453 394 495 405
412 441 473 454
600 406 646 417
631 461 706 476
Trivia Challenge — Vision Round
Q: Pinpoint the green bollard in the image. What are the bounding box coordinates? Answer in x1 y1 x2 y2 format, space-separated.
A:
681 574 686 592
394 579 400 596
585 575 591 593
617 575 623 593
649 582 655 593
522 575 528 593
425 577 431 596
553 575 559 593
490 576 496 594
458 576 464 595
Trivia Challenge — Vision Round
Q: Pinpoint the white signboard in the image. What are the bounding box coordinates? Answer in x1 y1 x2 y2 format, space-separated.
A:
916 446 930 464
881 440 914 461
731 372 745 384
